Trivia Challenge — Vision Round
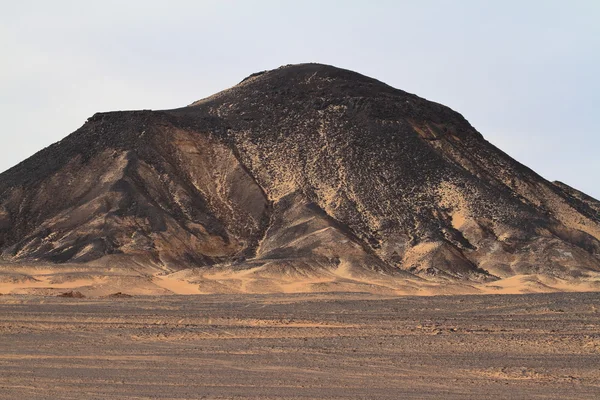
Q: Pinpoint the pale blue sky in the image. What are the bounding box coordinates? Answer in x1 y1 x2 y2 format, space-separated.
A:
1 0 598 198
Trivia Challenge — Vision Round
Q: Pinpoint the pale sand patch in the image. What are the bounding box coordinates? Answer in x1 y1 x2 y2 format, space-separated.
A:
450 209 467 230
152 273 202 294
402 241 442 268
436 180 471 230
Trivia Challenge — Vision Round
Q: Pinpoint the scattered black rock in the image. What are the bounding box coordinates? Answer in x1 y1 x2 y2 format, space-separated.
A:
57 291 86 298
107 292 133 298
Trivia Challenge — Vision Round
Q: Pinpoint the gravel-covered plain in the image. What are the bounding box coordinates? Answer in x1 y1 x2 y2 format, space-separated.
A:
1 292 599 399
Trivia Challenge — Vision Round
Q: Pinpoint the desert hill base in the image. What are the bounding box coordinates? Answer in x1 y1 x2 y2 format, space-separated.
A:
1 263 599 297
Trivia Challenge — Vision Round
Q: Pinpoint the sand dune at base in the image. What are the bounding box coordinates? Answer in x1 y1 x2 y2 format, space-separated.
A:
480 274 600 295
1 263 600 296
153 267 600 296
0 275 101 295
152 274 203 294
0 264 171 296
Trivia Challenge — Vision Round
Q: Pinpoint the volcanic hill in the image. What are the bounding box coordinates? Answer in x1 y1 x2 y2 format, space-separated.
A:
1 63 599 295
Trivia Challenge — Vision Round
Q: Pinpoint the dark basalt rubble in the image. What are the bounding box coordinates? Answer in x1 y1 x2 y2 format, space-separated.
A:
0 63 598 283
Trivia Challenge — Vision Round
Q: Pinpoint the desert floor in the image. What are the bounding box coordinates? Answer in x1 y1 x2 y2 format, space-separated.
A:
0 292 599 399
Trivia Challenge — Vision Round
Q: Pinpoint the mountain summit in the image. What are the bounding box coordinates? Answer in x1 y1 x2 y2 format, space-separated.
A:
1 64 599 295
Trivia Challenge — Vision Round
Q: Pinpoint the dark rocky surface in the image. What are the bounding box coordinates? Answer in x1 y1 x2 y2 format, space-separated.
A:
0 292 599 399
0 63 599 288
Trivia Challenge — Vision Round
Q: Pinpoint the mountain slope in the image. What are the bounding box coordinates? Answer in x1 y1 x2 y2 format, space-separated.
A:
0 63 599 294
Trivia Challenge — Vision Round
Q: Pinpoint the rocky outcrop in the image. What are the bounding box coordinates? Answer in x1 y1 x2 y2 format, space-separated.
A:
0 63 598 284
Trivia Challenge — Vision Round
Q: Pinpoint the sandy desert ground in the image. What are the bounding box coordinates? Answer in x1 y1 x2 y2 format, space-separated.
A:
1 292 599 399
2 263 600 297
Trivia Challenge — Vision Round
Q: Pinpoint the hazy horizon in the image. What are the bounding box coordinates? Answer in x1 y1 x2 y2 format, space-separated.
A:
1 0 598 198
